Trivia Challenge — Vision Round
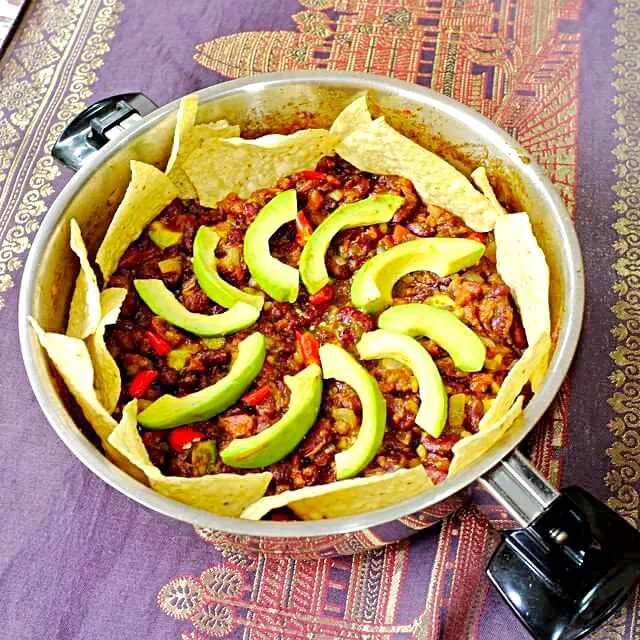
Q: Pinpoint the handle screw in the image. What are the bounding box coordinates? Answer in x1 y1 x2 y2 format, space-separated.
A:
550 528 569 544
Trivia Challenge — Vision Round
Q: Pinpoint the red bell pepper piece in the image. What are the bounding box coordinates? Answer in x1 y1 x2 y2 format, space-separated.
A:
296 211 314 246
296 331 321 366
308 284 334 305
145 330 172 356
242 384 272 406
129 369 158 398
301 170 326 181
467 232 487 244
168 426 205 453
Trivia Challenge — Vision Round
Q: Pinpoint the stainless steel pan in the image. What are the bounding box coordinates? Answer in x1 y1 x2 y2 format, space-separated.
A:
18 71 640 640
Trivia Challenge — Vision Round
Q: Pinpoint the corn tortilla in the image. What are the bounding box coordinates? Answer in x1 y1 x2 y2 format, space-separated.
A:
86 288 128 414
329 94 372 141
494 212 550 391
479 332 550 431
67 219 101 339
165 94 240 199
107 402 272 517
470 167 506 216
449 396 524 476
183 128 333 207
241 465 432 520
335 117 500 232
96 161 179 282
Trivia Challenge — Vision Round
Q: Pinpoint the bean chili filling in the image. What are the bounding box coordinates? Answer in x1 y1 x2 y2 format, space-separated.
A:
106 155 527 493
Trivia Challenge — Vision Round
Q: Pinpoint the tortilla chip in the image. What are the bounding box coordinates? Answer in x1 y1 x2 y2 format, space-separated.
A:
170 121 242 199
107 404 272 517
471 167 506 216
165 94 199 198
336 117 500 232
66 219 101 339
494 213 551 391
449 396 524 476
329 94 372 141
96 161 179 282
86 288 127 414
30 318 116 443
241 465 433 521
184 128 333 207
479 332 550 431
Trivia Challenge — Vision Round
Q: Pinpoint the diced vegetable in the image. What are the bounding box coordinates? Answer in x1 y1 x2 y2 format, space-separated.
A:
191 440 217 474
296 331 320 366
448 393 467 428
167 344 200 370
202 337 225 350
148 221 183 249
301 170 326 180
129 369 158 398
145 330 173 356
308 284 334 305
168 426 205 452
242 384 272 406
296 211 314 246
158 257 183 274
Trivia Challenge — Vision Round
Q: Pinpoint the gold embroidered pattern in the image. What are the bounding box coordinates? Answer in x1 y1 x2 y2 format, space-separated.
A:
0 0 124 312
608 0 640 528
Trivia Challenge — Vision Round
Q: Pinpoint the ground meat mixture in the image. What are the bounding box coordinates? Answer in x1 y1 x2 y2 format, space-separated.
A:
106 155 525 494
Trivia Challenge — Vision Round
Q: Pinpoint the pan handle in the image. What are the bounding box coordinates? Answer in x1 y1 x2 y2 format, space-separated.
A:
51 93 157 171
480 450 640 640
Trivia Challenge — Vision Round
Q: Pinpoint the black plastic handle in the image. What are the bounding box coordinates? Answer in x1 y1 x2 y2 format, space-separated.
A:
52 93 157 171
487 486 640 640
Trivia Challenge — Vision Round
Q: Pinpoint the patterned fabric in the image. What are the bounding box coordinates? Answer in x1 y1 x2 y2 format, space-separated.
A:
0 1 638 638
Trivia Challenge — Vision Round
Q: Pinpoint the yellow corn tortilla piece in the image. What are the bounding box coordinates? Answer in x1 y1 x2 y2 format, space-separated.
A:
479 332 550 431
30 318 116 443
471 167 506 216
449 396 524 476
166 94 199 174
494 213 551 391
184 128 333 207
165 94 199 198
67 219 101 339
96 161 179 282
86 288 128 414
107 404 272 517
241 465 433 521
329 94 372 141
31 321 148 481
336 117 500 232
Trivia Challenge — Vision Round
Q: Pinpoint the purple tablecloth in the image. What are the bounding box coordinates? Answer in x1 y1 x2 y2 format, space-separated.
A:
1 0 638 638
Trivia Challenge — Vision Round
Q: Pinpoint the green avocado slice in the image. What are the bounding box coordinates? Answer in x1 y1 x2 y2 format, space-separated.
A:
299 194 404 294
193 226 264 309
357 329 447 438
220 364 323 468
378 303 486 372
134 279 259 337
319 343 386 480
351 237 485 313
148 221 183 249
244 189 299 302
138 332 266 429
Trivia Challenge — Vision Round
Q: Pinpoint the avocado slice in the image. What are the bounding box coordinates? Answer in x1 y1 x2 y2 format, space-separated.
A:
378 303 486 372
220 364 323 468
134 279 259 337
244 189 299 302
319 343 386 480
148 221 183 249
357 329 447 437
138 332 266 429
299 194 404 294
193 226 264 310
351 237 485 313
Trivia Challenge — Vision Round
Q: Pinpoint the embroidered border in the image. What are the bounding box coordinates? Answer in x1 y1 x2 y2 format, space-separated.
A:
0 0 124 311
